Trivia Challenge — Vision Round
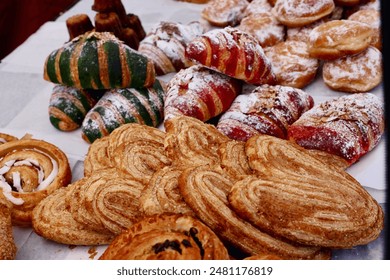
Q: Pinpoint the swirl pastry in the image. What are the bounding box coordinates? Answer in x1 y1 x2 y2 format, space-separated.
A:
239 135 384 247
32 183 114 245
164 65 242 122
0 133 18 145
81 79 165 143
164 116 230 167
138 21 204 75
83 136 114 177
139 166 194 216
0 139 72 226
178 165 329 259
217 85 314 141
185 27 276 85
99 213 230 260
201 0 249 27
271 0 335 27
44 31 155 90
288 93 384 165
49 85 102 131
0 196 17 260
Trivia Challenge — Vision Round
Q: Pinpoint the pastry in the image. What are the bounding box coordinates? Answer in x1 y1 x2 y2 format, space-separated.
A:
164 116 230 167
81 79 165 143
99 213 230 260
244 254 282 260
272 0 335 27
0 133 18 144
43 31 155 90
238 11 285 48
139 166 194 216
32 184 114 245
201 0 249 27
0 196 17 260
288 93 384 165
83 136 114 176
178 165 330 259
322 46 382 93
138 21 204 75
237 135 384 247
264 40 320 88
308 20 374 60
185 27 276 85
49 85 102 131
66 14 94 40
164 65 242 122
217 84 314 141
0 138 72 226
348 9 381 50
243 0 273 16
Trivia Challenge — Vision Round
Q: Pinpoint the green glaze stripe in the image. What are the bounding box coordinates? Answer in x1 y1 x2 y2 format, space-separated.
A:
59 48 74 87
93 106 121 133
103 41 123 88
51 97 85 124
78 40 104 89
120 89 154 126
69 89 94 112
125 48 149 88
82 118 103 143
49 116 63 130
46 51 60 84
105 92 137 124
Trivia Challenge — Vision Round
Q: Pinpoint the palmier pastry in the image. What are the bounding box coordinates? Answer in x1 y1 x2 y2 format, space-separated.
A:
0 196 17 260
32 183 114 245
81 79 165 143
139 166 194 216
201 0 248 27
0 133 18 144
99 213 230 260
44 31 155 90
308 20 374 60
272 0 335 27
178 165 330 259
348 9 381 50
138 21 204 75
0 138 72 226
238 135 384 247
164 116 230 167
217 85 314 141
164 65 242 122
238 11 285 48
185 27 276 85
322 46 382 93
264 40 320 88
83 136 113 177
288 93 384 165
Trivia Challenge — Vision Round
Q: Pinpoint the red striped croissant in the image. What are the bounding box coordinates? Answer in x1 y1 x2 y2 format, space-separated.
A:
185 27 276 85
164 65 242 122
217 84 314 141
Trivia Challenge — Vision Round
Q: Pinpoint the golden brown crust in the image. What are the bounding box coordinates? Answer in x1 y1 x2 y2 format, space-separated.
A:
0 196 17 260
0 133 18 144
83 136 114 176
348 9 381 50
99 213 230 260
201 0 248 27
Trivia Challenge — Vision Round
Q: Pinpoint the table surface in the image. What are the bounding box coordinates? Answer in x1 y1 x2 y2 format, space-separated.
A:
0 0 386 260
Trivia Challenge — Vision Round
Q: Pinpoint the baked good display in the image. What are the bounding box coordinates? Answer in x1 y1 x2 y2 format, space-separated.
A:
43 31 156 90
272 0 335 27
138 21 205 75
81 79 165 143
308 20 374 60
264 40 320 88
164 65 242 122
99 213 230 260
0 196 17 260
322 46 382 92
217 85 314 141
288 93 384 165
0 133 18 145
185 27 276 85
347 9 381 50
201 0 249 27
48 85 102 132
0 138 72 226
238 135 384 247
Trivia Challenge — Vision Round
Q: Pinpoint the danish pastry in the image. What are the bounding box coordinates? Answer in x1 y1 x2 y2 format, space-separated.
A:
0 196 17 260
272 0 335 27
99 213 230 260
185 27 276 85
217 84 314 141
322 46 382 93
201 0 248 27
164 65 242 122
264 40 320 88
308 20 374 60
288 93 385 165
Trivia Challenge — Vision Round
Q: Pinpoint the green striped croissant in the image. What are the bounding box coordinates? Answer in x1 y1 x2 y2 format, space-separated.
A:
81 79 165 143
49 85 103 131
43 31 156 90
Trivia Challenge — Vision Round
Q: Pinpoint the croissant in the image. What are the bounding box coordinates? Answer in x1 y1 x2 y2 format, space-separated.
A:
185 27 276 85
43 31 155 90
81 79 165 143
164 65 242 122
288 93 385 165
217 84 314 141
